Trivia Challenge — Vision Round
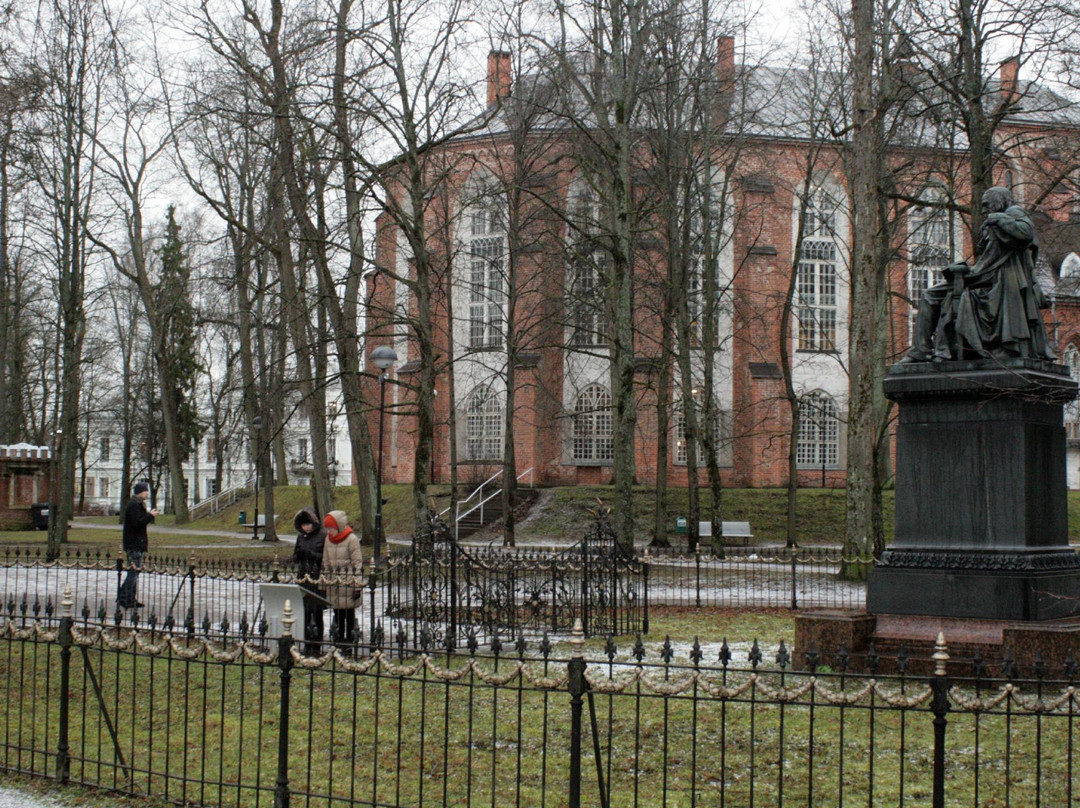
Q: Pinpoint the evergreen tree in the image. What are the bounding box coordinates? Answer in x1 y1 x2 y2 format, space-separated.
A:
153 206 202 477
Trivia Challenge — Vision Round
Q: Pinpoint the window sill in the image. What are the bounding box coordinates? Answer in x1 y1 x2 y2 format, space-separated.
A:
673 462 734 469
569 460 614 467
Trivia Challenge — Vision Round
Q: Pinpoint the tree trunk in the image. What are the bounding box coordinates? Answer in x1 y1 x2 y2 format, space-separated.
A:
843 0 883 577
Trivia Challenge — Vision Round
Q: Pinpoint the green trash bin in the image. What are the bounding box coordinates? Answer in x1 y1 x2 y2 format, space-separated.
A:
239 511 247 525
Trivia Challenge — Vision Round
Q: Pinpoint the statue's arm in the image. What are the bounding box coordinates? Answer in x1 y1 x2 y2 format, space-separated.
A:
986 210 1035 249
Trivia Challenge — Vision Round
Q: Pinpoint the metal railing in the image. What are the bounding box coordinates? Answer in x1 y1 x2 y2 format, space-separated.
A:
0 543 872 639
439 466 535 541
188 473 256 521
1 604 1078 808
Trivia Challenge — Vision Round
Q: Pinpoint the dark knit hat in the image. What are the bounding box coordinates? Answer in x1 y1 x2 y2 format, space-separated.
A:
134 482 149 495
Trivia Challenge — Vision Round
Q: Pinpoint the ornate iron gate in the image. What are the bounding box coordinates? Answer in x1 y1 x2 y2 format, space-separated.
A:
384 510 646 647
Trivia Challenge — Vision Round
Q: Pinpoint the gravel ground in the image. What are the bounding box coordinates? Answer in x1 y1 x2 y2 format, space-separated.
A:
0 784 69 807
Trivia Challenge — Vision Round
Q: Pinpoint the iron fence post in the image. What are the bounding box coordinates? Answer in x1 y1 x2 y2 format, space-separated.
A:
56 587 73 784
695 548 702 609
642 551 650 635
449 536 458 649
790 549 798 611
275 601 296 808
930 632 950 808
581 529 590 637
568 619 585 808
368 559 377 648
188 556 197 620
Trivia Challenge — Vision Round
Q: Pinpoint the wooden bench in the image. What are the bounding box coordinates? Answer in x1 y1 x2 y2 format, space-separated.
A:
698 521 753 546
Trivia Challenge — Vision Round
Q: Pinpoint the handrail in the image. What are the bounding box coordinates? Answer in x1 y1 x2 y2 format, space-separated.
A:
443 467 534 542
189 473 256 521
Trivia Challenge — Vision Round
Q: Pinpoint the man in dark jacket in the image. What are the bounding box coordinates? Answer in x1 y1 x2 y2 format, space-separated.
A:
118 482 158 609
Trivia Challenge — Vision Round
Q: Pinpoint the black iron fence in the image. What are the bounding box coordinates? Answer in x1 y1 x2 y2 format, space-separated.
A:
0 544 870 643
1 599 1078 807
644 545 870 610
386 514 646 648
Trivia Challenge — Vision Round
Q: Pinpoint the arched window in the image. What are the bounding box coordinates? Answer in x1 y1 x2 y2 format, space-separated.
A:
797 392 840 468
465 385 504 461
566 187 609 347
908 192 953 304
796 188 840 351
674 402 732 466
687 196 730 349
461 183 506 350
573 384 613 462
1066 344 1080 440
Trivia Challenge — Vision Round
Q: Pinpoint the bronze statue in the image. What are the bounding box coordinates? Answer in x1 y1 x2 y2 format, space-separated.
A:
902 186 1054 363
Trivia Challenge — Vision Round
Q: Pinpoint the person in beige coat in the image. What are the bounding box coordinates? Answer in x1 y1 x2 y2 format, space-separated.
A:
322 510 363 647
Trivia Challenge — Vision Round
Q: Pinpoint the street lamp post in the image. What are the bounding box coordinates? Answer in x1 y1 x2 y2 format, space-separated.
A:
371 346 398 566
251 415 262 541
50 428 62 536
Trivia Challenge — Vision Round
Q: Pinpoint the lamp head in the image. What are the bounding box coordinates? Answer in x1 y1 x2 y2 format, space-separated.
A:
372 345 398 371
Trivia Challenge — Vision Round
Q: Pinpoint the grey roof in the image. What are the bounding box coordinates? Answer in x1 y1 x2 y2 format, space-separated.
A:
460 61 1080 148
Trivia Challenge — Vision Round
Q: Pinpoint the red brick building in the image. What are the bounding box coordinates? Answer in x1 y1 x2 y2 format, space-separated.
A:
0 445 52 529
368 47 1080 490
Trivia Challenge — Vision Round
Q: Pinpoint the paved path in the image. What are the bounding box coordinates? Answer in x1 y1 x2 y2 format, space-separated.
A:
0 783 69 807
71 518 293 544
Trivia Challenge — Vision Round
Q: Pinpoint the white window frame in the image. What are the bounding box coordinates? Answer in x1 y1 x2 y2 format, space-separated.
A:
465 384 504 461
796 189 840 352
797 392 841 468
572 384 614 463
1066 344 1080 440
566 187 609 348
464 189 506 350
908 189 954 292
674 402 733 467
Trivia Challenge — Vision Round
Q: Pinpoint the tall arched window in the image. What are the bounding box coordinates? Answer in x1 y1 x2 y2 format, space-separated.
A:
674 403 732 466
573 384 613 462
796 188 840 351
908 192 953 305
566 187 609 347
465 385 504 461
462 184 506 350
1066 344 1080 440
797 392 840 468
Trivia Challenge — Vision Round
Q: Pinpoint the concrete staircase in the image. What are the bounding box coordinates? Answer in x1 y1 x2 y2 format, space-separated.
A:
455 496 505 538
442 468 535 541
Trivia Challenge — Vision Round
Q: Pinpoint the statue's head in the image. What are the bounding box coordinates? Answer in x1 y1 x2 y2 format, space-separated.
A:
981 186 1013 214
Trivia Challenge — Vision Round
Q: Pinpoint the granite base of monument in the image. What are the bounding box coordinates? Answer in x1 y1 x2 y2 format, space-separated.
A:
867 359 1080 622
794 611 1080 676
796 360 1080 673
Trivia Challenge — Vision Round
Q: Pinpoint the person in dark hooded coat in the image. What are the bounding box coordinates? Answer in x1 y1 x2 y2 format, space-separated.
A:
292 507 327 655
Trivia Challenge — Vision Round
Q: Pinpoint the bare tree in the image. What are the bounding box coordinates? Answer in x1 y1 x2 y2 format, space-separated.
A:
24 0 109 556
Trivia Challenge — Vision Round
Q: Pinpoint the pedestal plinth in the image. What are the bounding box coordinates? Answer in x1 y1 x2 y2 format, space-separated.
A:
867 359 1080 621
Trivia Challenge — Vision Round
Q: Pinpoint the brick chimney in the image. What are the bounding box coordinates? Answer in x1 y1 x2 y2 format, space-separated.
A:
1000 55 1019 106
487 51 512 107
714 35 736 128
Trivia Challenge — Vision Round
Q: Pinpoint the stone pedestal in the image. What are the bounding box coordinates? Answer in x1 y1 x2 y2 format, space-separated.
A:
867 359 1080 621
794 611 1080 676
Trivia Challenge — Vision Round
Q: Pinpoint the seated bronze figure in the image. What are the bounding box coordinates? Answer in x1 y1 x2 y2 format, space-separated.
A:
902 186 1054 363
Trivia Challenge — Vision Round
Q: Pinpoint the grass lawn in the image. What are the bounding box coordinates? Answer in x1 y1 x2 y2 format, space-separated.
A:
0 604 1073 808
